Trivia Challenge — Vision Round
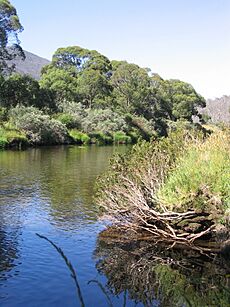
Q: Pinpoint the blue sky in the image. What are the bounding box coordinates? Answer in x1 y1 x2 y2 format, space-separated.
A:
11 0 230 98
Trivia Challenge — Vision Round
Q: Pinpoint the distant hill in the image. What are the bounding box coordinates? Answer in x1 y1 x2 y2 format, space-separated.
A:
12 50 50 80
199 95 230 124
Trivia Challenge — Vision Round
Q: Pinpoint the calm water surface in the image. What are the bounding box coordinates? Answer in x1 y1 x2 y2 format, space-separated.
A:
0 145 134 307
0 146 229 307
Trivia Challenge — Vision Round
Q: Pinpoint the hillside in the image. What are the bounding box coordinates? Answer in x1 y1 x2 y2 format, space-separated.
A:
12 50 50 80
200 95 230 124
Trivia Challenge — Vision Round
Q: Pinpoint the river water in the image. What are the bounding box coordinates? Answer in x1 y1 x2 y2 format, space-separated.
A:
0 146 229 307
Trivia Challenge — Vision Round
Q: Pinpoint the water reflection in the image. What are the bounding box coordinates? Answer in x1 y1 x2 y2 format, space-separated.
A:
0 145 129 230
95 231 230 307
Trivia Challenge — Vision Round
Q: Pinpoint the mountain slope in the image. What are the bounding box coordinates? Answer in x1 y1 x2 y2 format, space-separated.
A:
200 96 230 124
12 50 50 80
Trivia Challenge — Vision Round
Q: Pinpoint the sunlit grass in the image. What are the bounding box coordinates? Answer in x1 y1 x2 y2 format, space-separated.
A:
158 130 230 213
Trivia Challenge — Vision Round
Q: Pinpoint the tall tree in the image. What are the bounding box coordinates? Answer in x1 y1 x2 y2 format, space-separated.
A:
153 78 206 122
0 0 24 74
40 46 112 107
110 61 151 114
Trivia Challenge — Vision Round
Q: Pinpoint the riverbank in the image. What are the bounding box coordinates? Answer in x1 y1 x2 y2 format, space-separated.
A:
0 124 135 149
96 127 230 251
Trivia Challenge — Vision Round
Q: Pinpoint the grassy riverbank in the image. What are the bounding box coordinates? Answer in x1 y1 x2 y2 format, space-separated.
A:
96 126 230 248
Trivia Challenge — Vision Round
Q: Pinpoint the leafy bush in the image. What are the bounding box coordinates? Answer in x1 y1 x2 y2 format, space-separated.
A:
55 113 81 129
58 101 87 118
9 106 69 145
82 109 127 134
96 127 230 231
88 132 113 145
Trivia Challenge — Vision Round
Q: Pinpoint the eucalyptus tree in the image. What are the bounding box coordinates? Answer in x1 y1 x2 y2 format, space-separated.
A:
0 0 24 74
40 46 112 108
110 61 152 115
153 78 206 122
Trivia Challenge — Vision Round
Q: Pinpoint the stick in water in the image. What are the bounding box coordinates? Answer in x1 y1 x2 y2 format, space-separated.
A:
36 233 85 307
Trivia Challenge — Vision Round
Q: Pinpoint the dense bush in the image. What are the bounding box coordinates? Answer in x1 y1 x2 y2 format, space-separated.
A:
88 132 113 145
82 109 128 134
9 106 69 145
55 113 81 129
96 128 230 238
113 131 132 144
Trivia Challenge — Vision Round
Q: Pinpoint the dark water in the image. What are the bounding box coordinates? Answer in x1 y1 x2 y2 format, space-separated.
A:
0 146 229 307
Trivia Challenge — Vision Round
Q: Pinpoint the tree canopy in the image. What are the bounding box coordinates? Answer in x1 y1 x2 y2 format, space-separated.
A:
40 46 112 108
0 0 24 74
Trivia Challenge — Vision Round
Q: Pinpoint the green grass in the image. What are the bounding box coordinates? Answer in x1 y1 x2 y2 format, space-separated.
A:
158 130 230 214
69 129 90 145
0 125 28 149
88 132 113 145
113 131 132 144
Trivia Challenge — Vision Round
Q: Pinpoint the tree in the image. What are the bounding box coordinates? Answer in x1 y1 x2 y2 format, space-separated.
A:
110 61 151 114
40 66 79 105
0 0 24 74
40 46 112 107
0 73 56 111
77 69 111 108
153 78 206 122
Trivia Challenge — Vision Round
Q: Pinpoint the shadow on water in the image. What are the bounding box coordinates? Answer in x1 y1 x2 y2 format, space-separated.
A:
93 234 230 307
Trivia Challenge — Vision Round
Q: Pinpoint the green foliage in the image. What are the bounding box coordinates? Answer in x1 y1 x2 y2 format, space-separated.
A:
77 69 111 108
96 127 209 214
69 129 90 145
0 124 28 148
0 106 7 121
82 108 127 134
0 73 40 108
55 113 81 129
40 66 79 104
0 0 24 73
125 114 156 140
9 106 69 145
113 131 132 144
40 46 112 108
111 61 151 114
88 132 113 145
155 79 206 122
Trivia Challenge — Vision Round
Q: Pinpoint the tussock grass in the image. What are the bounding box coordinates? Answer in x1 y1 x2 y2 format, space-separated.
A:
158 130 230 214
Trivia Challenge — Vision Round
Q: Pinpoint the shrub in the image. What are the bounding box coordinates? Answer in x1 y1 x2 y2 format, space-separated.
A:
82 109 127 134
55 113 81 129
0 126 28 148
58 101 87 118
9 106 69 145
96 127 230 245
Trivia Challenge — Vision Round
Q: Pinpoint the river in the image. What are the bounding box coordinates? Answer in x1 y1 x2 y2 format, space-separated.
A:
0 146 229 307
